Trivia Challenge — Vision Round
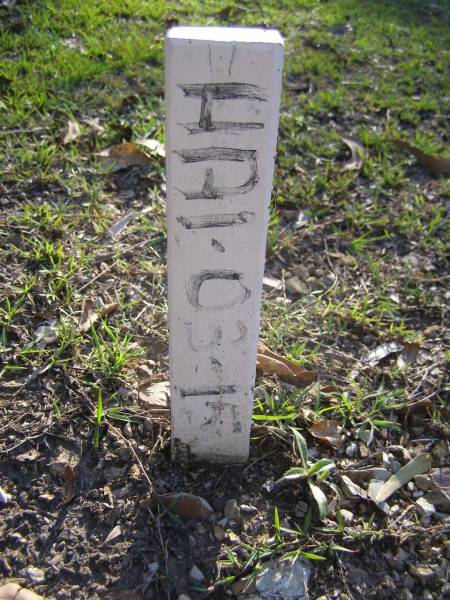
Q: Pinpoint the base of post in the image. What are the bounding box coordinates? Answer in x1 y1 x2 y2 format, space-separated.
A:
171 437 249 466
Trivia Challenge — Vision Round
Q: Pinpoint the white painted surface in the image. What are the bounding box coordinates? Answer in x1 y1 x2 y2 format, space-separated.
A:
165 26 284 463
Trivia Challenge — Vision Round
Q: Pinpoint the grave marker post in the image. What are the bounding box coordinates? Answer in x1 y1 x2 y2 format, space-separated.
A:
165 27 284 463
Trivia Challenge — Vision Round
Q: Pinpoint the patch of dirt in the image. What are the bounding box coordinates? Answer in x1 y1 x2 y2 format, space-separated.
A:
1 391 448 599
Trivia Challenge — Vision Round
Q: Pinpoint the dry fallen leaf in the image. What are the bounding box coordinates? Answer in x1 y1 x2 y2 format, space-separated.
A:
345 467 390 484
375 453 432 503
341 136 367 172
393 139 450 175
310 419 343 448
82 116 104 134
328 250 356 267
361 342 404 366
60 119 81 144
77 300 119 333
138 381 170 409
135 137 166 158
108 211 136 237
362 341 420 368
397 342 420 368
341 474 369 501
0 583 43 600
251 424 291 440
103 524 122 545
158 492 213 520
98 143 153 172
61 37 87 54
257 341 317 385
15 448 40 462
60 463 76 506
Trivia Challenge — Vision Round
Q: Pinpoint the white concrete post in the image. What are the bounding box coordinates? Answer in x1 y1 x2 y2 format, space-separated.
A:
165 27 284 463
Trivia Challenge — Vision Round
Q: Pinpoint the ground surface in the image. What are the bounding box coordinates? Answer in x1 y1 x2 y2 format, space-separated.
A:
0 1 449 599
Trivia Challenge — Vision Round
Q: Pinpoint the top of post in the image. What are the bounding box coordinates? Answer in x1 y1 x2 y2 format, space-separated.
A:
166 26 284 46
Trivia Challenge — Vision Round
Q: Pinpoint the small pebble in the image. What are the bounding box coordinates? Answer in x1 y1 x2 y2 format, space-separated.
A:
39 493 54 503
385 552 402 571
0 486 12 505
239 504 258 515
189 565 205 583
308 447 320 459
123 422 133 439
389 504 400 517
415 497 435 517
294 501 308 517
398 548 410 562
345 442 358 458
1 558 12 576
380 452 390 469
147 562 159 580
391 461 401 474
196 523 207 535
404 574 415 591
26 566 45 583
339 509 354 525
224 499 238 520
9 533 27 544
409 564 435 585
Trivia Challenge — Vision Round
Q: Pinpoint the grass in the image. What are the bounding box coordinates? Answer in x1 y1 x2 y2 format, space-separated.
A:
1 0 449 598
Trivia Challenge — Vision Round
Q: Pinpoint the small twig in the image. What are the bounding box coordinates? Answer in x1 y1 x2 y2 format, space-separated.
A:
77 263 115 294
108 422 156 506
0 433 44 454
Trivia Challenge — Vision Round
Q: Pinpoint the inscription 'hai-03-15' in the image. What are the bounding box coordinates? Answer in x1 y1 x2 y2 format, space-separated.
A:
166 27 284 462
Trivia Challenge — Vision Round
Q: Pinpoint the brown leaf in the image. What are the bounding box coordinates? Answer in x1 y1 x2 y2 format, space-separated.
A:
257 341 317 385
393 139 450 175
310 419 343 448
0 583 43 600
328 250 357 267
158 492 213 520
138 381 170 409
404 399 435 418
61 464 76 506
99 142 153 172
135 137 166 157
341 136 367 172
60 119 81 144
397 342 420 368
77 300 119 333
